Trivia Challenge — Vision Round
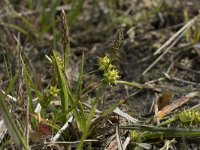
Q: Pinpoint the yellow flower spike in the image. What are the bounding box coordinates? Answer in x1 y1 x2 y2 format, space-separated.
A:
103 69 120 85
98 55 123 86
130 130 140 142
178 110 200 125
98 56 113 71
53 53 64 71
49 86 60 97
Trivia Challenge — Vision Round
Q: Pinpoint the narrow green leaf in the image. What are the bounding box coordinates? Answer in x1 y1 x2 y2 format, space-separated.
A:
0 22 28 35
77 100 97 150
53 51 84 130
53 51 69 121
20 56 43 106
4 73 18 99
75 51 84 94
74 52 87 130
121 125 200 139
101 100 124 117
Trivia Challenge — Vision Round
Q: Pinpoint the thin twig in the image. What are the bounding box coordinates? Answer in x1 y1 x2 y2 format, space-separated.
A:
0 89 17 102
31 139 99 148
46 139 98 144
144 77 166 85
142 16 198 75
113 107 139 123
164 73 198 85
142 28 186 75
177 65 200 75
34 103 42 114
154 16 198 55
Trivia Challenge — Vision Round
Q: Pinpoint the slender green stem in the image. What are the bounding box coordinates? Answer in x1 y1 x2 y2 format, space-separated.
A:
157 117 178 127
64 45 70 68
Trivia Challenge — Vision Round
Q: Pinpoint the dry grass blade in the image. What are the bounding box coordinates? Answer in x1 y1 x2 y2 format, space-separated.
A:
113 107 139 123
0 89 17 102
142 29 185 75
106 136 117 150
156 97 189 120
50 116 73 142
0 120 7 143
122 137 130 150
116 124 123 150
34 103 42 114
154 16 198 55
155 92 199 121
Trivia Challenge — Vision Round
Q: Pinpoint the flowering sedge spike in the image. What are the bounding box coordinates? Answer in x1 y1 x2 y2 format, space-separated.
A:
110 28 124 58
53 53 64 72
98 56 120 85
98 56 113 71
178 110 200 125
49 86 60 97
98 55 142 88
103 69 120 85
130 130 140 142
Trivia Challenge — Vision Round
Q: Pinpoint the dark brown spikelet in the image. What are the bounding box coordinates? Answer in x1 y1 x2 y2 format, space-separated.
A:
110 28 124 59
60 10 70 47
60 10 70 67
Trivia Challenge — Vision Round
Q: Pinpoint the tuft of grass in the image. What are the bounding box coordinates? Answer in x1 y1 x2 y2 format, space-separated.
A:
52 50 96 138
0 76 29 149
20 55 43 111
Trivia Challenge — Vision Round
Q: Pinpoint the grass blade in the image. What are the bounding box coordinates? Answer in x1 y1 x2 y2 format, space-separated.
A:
20 56 43 112
53 51 69 121
121 125 200 140
3 73 18 99
77 100 97 150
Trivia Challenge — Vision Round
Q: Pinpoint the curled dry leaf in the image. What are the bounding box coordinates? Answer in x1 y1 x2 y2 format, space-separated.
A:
157 91 173 110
